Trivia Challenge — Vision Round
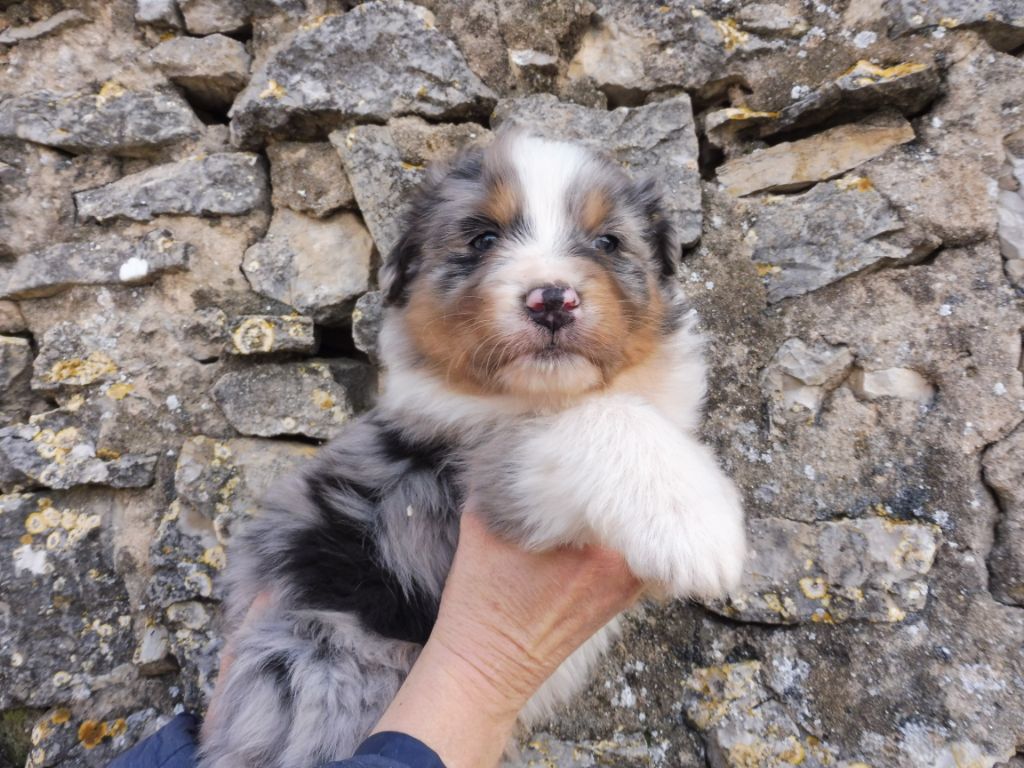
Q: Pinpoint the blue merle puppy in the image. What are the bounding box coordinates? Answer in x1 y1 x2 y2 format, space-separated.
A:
199 132 746 768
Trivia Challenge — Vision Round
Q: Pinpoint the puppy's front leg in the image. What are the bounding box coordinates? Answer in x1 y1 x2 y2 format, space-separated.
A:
472 396 746 599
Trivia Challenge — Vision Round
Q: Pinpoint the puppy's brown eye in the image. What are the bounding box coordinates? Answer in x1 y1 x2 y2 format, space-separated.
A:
471 232 499 252
594 235 619 253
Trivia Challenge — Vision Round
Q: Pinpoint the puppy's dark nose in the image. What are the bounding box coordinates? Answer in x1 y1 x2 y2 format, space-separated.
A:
525 285 580 332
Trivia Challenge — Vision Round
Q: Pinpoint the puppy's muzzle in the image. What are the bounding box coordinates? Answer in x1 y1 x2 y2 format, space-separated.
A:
525 285 580 333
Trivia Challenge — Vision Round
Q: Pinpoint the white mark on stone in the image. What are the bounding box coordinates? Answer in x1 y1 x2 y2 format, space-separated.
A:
166 395 181 410
804 464 816 480
993 382 1007 396
119 257 150 281
791 84 811 100
938 304 952 316
853 30 877 48
12 544 48 576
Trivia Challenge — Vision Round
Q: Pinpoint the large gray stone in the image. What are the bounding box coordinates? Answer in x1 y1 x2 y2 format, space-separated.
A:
148 34 251 113
984 426 1024 606
242 209 373 323
492 94 703 247
0 492 136 710
225 314 317 356
352 291 384 365
267 141 355 218
890 0 1024 51
75 153 268 223
212 359 376 440
179 0 249 35
0 87 202 157
331 118 490 258
230 2 496 146
0 401 158 492
742 176 918 303
712 516 940 624
0 230 191 300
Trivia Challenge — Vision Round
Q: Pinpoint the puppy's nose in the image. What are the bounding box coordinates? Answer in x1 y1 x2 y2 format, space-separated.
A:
525 285 580 332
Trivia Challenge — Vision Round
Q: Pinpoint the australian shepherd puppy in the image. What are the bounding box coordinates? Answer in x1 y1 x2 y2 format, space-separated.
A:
199 132 746 768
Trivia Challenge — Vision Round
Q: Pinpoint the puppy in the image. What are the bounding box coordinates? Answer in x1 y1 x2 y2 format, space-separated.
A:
199 132 746 768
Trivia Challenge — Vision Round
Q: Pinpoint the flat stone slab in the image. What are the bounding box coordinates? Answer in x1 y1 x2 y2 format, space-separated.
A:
229 1 496 146
0 86 201 157
149 33 251 112
75 153 268 222
889 0 1024 51
268 141 355 218
0 230 191 300
710 516 940 624
242 209 372 323
493 94 703 247
719 114 915 197
743 176 912 302
212 359 376 440
225 315 317 356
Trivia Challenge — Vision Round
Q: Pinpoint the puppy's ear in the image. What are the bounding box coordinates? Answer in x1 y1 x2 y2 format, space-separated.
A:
629 177 679 281
381 224 424 306
381 146 486 305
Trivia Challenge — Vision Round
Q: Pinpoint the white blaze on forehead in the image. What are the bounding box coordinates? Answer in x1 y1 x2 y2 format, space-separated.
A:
508 135 593 253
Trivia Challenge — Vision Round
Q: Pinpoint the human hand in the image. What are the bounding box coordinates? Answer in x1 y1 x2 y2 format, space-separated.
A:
372 506 643 768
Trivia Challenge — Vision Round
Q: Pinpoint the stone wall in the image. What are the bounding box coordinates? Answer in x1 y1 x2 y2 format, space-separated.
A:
1 1 1023 767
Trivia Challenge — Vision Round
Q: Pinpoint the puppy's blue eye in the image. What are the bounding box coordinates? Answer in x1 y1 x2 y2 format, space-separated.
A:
594 234 619 253
471 232 499 252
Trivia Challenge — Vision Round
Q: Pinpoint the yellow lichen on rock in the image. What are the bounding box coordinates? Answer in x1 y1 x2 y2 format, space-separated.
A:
713 18 749 51
46 353 117 386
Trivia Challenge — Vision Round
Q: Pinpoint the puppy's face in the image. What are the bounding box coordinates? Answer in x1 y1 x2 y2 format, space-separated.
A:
383 133 679 398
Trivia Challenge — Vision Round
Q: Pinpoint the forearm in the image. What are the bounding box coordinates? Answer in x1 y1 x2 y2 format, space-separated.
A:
370 638 523 768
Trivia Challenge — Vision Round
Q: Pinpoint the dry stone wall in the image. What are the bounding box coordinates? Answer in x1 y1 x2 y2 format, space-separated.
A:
0 1 1023 767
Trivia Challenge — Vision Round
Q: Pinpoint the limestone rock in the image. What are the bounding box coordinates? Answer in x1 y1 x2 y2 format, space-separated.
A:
734 4 808 37
984 427 1024 606
0 492 136 710
0 230 192 300
0 300 26 333
179 0 249 35
0 10 90 45
149 34 251 113
761 61 941 138
568 2 761 104
743 177 915 302
493 94 703 247
242 209 372 323
509 732 656 767
999 151 1024 285
331 119 490 257
712 516 940 624
134 623 176 676
0 335 32 422
352 291 383 364
31 323 123 394
267 141 355 218
762 338 854 422
225 315 317 356
0 87 202 157
0 403 158 492
848 367 935 404
212 359 376 440
682 662 842 768
75 153 268 223
26 707 163 768
135 0 183 28
719 114 915 197
229 2 496 146
889 0 1024 52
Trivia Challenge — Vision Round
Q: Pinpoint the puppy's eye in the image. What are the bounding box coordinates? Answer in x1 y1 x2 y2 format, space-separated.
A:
470 232 499 252
593 234 619 253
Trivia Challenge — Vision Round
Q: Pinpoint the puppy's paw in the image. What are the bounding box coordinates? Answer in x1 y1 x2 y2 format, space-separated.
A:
622 463 747 601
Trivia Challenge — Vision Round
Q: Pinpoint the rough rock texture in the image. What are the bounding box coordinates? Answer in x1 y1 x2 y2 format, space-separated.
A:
267 141 354 218
0 230 192 300
148 34 251 113
0 87 201 157
74 153 268 222
1 2 1023 767
230 2 496 147
242 209 373 323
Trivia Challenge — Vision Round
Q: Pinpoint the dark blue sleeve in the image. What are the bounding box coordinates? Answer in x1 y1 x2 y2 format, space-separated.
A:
107 713 200 768
107 716 445 768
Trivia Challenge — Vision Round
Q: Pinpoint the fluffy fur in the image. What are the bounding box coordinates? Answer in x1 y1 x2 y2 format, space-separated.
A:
199 133 746 768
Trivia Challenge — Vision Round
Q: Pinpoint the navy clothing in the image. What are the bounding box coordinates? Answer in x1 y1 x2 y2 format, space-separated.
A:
107 715 445 768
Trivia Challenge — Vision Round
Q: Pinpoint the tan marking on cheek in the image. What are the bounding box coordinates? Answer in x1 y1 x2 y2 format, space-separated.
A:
577 265 666 383
402 273 516 395
579 188 613 233
480 179 521 228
